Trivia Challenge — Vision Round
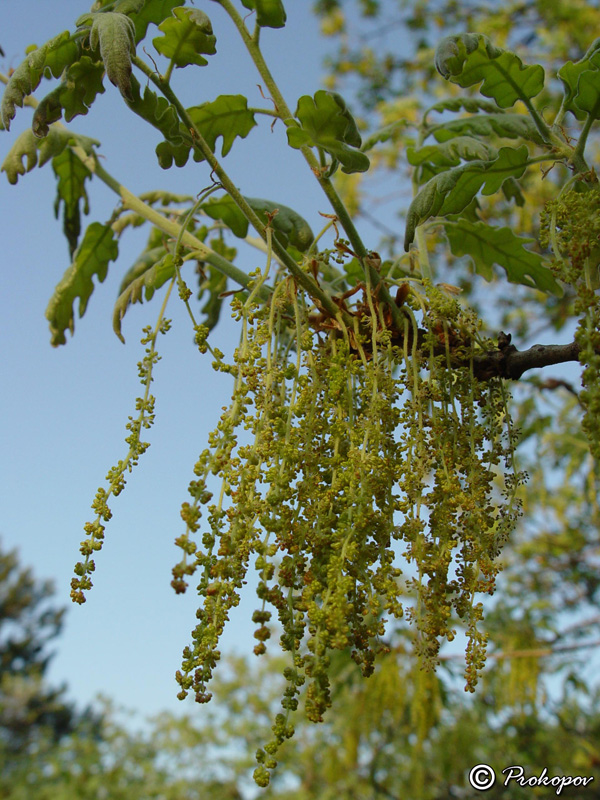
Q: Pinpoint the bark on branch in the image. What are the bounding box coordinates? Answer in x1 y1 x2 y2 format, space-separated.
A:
472 333 581 381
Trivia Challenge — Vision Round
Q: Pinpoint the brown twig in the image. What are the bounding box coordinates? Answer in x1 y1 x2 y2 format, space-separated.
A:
472 334 581 381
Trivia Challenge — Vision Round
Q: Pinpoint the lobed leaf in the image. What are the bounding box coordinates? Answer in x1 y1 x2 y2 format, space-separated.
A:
88 12 136 100
435 33 545 109
46 222 119 346
189 96 257 156
113 252 175 342
130 0 185 41
572 58 600 121
201 194 314 252
240 0 287 28
404 145 530 249
287 90 370 174
155 95 256 169
153 7 216 68
126 75 183 143
407 137 498 169
113 0 146 14
52 148 93 258
428 112 545 145
32 57 106 138
444 219 561 295
1 127 98 185
360 120 409 152
558 41 600 119
1 32 79 129
424 97 502 121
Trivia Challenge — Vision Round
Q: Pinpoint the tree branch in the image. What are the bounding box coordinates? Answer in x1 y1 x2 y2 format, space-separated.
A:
472 333 581 381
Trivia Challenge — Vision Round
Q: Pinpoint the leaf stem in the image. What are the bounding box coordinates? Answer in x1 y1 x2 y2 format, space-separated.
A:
415 226 433 283
572 112 595 172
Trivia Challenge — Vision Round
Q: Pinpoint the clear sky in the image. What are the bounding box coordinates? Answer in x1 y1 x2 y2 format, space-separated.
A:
0 0 363 723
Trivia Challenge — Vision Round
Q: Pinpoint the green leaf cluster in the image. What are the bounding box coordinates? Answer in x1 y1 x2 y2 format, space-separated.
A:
1 32 79 129
32 57 106 138
404 145 530 248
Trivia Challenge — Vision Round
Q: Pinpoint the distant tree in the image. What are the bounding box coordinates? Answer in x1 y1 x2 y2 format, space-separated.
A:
0 541 240 799
0 540 77 762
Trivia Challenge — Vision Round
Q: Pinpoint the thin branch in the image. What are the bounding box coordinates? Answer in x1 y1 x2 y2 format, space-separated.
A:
438 639 600 662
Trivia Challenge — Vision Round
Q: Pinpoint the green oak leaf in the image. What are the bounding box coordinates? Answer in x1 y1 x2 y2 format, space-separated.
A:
444 220 561 295
501 176 525 207
1 127 98 185
113 0 145 15
404 145 530 249
407 137 498 169
558 41 600 119
202 195 248 238
435 33 545 109
240 0 287 28
246 197 314 252
287 90 370 174
88 12 136 100
573 57 600 121
155 95 256 169
52 148 93 258
360 120 409 152
117 245 167 297
126 75 183 143
1 31 79 129
46 222 119 346
189 96 257 155
428 113 545 145
32 56 106 138
201 195 314 252
153 7 216 67
424 97 502 122
155 134 192 168
198 265 227 332
130 0 185 41
113 252 175 342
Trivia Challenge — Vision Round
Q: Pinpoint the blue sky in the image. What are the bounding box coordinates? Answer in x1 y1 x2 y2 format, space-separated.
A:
0 0 362 723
